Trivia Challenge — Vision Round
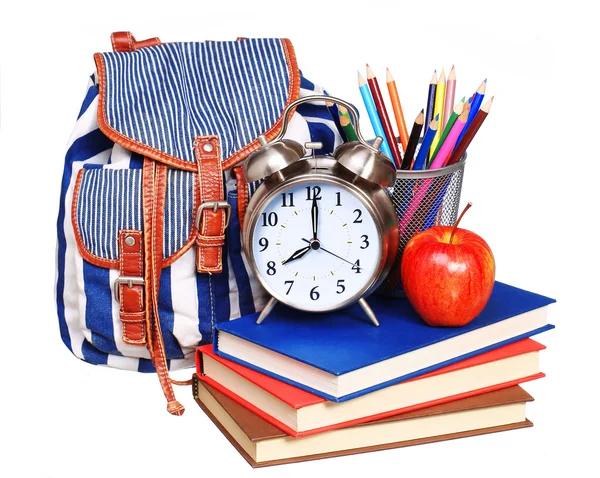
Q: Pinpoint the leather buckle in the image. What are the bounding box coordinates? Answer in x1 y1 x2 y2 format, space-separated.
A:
113 276 145 303
195 200 231 230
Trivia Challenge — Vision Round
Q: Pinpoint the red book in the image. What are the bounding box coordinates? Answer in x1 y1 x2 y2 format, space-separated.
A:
196 338 545 437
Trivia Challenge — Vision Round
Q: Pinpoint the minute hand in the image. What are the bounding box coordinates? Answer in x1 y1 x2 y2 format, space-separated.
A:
311 196 318 240
301 238 361 272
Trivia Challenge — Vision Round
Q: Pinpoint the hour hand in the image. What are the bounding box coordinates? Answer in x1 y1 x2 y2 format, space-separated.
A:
281 245 311 265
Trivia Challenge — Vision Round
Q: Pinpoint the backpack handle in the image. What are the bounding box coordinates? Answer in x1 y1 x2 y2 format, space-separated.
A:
111 32 162 52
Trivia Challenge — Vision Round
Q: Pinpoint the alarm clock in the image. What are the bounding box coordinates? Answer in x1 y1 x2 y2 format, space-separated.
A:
242 96 399 326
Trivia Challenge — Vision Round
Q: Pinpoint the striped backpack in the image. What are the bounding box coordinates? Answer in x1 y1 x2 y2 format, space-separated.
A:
56 32 342 415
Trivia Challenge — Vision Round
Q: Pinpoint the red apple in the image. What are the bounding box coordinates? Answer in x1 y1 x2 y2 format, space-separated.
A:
401 203 495 327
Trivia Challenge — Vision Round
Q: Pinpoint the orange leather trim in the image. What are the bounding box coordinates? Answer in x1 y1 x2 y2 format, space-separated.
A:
195 136 226 274
111 32 161 52
233 166 248 231
142 159 157 356
118 230 146 345
71 167 200 270
222 38 300 170
94 37 301 172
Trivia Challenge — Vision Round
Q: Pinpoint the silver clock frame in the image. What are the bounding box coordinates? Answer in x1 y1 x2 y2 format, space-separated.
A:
243 157 399 325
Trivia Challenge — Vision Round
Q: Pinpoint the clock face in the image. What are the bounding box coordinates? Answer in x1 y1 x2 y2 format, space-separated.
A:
250 180 381 312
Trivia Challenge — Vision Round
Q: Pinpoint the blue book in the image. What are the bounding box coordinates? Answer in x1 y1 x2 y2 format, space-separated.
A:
213 282 555 402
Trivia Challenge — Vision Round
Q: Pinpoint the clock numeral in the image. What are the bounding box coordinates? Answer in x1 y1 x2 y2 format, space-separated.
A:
353 209 363 223
335 192 342 207
310 285 320 301
266 261 277 276
284 280 294 295
280 192 294 207
261 212 278 227
305 185 322 201
258 237 269 252
336 279 346 294
360 235 369 249
352 259 362 274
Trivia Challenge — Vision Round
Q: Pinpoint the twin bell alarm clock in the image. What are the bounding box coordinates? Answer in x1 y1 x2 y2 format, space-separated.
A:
242 96 399 326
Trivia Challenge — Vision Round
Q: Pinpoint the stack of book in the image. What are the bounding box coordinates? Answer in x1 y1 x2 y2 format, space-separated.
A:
193 281 555 467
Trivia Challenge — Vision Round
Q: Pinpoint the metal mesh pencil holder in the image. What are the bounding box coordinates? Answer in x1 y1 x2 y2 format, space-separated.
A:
378 159 466 297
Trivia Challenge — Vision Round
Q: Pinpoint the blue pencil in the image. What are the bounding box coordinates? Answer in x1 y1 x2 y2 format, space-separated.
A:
456 79 486 147
358 71 394 162
413 114 439 170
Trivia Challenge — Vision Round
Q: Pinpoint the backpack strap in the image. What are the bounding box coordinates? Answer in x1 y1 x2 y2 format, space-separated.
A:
194 136 230 274
117 231 147 345
111 31 162 52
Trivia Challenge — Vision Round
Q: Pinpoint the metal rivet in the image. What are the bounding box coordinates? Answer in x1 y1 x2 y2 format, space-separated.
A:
203 143 214 153
125 236 136 247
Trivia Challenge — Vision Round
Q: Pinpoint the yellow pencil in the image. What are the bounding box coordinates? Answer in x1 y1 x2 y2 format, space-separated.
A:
429 68 446 159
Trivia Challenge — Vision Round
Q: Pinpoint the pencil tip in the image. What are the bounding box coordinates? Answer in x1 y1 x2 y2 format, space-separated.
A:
435 113 439 120
421 108 424 113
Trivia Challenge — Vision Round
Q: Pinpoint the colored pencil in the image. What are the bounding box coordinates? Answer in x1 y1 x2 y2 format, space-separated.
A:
424 70 437 137
325 101 347 143
428 107 470 169
446 96 494 166
456 79 487 147
443 65 456 130
366 65 403 169
429 68 446 159
386 68 409 152
412 114 439 170
358 71 394 162
401 109 424 170
428 97 466 166
338 106 358 141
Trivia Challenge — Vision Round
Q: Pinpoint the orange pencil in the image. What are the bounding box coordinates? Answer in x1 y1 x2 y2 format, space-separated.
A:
386 68 409 152
366 64 403 169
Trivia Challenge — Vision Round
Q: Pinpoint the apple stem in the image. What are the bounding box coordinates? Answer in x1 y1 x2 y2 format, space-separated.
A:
449 202 473 244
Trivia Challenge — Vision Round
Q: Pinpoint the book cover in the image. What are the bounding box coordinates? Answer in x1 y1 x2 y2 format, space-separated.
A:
196 338 545 436
193 377 534 468
214 281 555 401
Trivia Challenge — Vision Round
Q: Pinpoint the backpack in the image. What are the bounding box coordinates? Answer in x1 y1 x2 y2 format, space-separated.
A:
55 32 342 414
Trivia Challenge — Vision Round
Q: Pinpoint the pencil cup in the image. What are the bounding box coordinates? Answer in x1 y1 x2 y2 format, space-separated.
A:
378 159 466 298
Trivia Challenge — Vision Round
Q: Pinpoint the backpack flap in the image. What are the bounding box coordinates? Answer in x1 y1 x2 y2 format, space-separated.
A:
93 38 300 171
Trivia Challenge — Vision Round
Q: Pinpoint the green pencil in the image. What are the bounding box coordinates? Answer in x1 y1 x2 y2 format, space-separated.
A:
428 97 465 167
338 105 359 142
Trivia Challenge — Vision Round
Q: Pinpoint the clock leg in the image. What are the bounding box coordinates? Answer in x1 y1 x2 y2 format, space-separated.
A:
358 298 380 327
256 297 278 325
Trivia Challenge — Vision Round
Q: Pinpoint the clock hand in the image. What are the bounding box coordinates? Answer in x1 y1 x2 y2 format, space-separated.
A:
281 245 311 265
301 238 361 272
311 195 318 240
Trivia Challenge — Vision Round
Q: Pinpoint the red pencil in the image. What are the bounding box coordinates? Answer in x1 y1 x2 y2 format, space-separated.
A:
366 64 403 169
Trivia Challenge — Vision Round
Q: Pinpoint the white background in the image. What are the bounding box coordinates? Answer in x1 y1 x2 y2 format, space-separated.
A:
0 1 597 476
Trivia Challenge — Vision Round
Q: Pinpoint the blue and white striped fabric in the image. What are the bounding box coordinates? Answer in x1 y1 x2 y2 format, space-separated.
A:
101 39 292 163
56 39 342 373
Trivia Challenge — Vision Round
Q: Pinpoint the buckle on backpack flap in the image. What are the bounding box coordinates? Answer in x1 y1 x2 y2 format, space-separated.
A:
113 276 145 303
195 200 231 231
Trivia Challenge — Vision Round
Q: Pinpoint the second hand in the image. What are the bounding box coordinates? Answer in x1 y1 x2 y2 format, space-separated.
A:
301 238 361 272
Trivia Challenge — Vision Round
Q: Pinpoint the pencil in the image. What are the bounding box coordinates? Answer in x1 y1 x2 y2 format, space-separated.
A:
412 114 439 170
358 71 394 162
443 65 456 130
424 70 437 137
446 96 494 166
400 109 424 170
429 68 446 159
338 105 358 141
428 107 470 169
386 68 409 152
366 65 403 169
456 79 487 147
325 100 347 143
428 97 465 166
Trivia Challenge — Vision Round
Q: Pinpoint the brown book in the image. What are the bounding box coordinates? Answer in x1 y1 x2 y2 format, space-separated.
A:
192 374 534 468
